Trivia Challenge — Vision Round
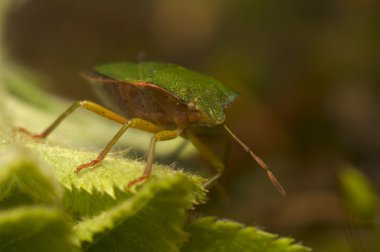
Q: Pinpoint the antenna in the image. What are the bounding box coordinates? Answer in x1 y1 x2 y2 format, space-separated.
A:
224 125 286 195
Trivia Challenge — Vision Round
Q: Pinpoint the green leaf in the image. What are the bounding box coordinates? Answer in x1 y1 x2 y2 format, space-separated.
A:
14 139 205 251
1 123 206 252
75 174 203 251
17 141 205 218
338 165 378 222
182 217 311 252
0 206 79 252
0 147 62 206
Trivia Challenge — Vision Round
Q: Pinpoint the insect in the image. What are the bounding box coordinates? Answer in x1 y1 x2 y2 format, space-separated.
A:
16 62 285 194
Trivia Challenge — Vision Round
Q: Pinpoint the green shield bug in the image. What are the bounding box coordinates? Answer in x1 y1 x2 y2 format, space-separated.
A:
17 62 285 195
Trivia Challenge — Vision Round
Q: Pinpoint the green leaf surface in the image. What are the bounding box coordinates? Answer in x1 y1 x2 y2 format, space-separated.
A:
20 139 205 251
76 174 202 252
0 147 62 206
15 141 205 218
0 206 79 252
1 123 206 252
182 217 311 252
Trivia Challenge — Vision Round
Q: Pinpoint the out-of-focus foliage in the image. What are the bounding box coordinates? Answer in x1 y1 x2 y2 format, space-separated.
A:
338 165 378 222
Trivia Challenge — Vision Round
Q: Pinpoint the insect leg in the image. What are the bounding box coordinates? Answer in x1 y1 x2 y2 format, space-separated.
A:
75 123 130 174
127 129 180 188
75 118 163 174
15 100 128 138
185 129 225 187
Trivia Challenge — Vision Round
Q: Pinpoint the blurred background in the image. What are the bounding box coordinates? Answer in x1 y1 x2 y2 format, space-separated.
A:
2 0 380 251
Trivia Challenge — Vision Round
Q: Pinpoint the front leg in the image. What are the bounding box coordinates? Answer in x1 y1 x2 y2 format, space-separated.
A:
15 100 128 139
75 118 164 174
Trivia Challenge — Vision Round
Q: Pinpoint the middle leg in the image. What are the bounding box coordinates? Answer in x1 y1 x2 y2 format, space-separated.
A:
75 118 164 174
127 129 181 187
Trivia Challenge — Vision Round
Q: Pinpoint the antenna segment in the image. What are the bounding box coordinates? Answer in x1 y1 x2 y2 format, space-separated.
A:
224 125 286 195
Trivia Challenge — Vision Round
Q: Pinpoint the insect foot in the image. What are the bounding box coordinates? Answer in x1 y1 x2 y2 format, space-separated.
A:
14 127 45 139
127 175 149 188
